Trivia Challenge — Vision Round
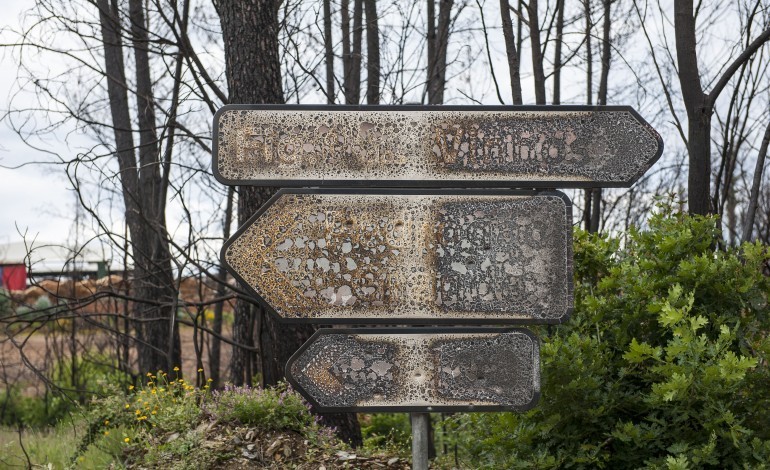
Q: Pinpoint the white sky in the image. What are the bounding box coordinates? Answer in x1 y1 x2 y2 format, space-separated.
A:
0 0 74 248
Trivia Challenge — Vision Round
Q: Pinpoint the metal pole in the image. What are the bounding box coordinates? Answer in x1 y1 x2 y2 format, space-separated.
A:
411 412 429 470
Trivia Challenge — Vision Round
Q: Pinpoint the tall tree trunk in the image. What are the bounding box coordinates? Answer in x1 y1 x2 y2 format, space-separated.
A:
583 0 594 230
214 0 361 446
364 0 380 104
526 0 546 104
98 0 180 375
552 0 564 104
674 0 711 215
352 0 364 103
342 0 363 103
209 186 234 388
500 0 523 104
127 0 181 374
584 0 593 105
427 0 453 104
742 120 770 242
587 0 611 233
341 0 352 103
323 0 335 104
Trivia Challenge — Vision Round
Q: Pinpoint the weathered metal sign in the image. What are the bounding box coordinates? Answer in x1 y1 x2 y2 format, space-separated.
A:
286 328 540 412
221 188 573 324
213 105 663 188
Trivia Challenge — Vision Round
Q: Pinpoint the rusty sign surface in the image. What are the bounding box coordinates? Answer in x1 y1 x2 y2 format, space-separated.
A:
213 105 663 188
286 328 540 412
221 188 573 324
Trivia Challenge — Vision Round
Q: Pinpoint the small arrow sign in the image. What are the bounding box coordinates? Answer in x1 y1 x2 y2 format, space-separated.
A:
221 188 573 324
214 105 663 188
286 328 541 412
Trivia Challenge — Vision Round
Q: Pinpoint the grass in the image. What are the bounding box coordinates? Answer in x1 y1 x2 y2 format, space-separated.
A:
0 420 125 469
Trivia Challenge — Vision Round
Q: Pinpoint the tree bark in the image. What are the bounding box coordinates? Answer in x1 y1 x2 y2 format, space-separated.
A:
741 120 770 243
427 0 453 104
214 0 361 446
674 0 711 215
500 0 523 104
342 0 363 104
584 0 593 105
98 0 180 374
587 0 611 233
209 186 234 388
127 0 181 374
526 0 546 104
552 0 564 104
324 0 335 104
364 0 380 104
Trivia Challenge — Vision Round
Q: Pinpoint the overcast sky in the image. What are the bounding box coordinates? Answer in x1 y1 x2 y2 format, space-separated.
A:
1 0 74 249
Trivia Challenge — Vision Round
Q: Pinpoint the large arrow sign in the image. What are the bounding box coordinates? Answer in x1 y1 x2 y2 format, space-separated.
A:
222 189 573 324
214 105 663 188
286 328 540 412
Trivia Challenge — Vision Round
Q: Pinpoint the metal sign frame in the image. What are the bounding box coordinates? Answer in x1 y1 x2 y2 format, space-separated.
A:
285 327 541 413
213 104 663 189
220 187 574 325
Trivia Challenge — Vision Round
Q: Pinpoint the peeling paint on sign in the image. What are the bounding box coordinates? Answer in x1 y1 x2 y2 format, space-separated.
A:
286 328 540 411
222 189 573 324
214 105 663 187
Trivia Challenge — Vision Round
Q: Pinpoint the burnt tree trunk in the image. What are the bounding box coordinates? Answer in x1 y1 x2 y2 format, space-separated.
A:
587 0 612 233
500 0 522 104
526 0 546 104
364 0 380 104
98 0 180 374
427 0 453 105
323 0 335 103
552 0 564 104
214 0 362 447
209 186 234 388
674 0 711 215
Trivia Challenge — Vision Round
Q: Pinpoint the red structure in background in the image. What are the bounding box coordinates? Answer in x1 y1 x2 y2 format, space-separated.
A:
0 264 27 291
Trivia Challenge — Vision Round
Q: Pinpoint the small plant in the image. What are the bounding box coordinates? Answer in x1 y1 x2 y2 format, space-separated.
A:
205 382 313 432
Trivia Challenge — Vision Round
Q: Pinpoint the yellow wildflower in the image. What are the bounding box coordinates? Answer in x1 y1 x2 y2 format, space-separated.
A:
198 368 204 373
173 366 180 372
128 385 134 390
125 404 130 409
104 420 109 425
104 431 110 436
124 437 130 443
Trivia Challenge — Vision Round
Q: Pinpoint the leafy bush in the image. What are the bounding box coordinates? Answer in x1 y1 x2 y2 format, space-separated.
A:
361 413 411 453
453 205 770 468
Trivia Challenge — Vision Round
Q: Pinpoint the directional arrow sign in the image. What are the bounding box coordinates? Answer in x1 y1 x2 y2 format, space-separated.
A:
286 328 540 412
222 189 573 324
214 105 663 188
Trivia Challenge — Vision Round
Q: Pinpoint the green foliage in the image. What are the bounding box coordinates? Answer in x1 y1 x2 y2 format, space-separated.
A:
0 356 128 428
361 413 411 453
456 204 770 468
0 390 73 427
206 383 314 432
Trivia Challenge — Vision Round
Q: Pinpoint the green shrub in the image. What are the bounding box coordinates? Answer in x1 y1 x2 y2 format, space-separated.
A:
361 413 411 453
206 382 313 432
455 204 770 468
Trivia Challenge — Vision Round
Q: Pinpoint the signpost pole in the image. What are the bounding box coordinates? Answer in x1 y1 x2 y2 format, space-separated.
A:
411 412 430 470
